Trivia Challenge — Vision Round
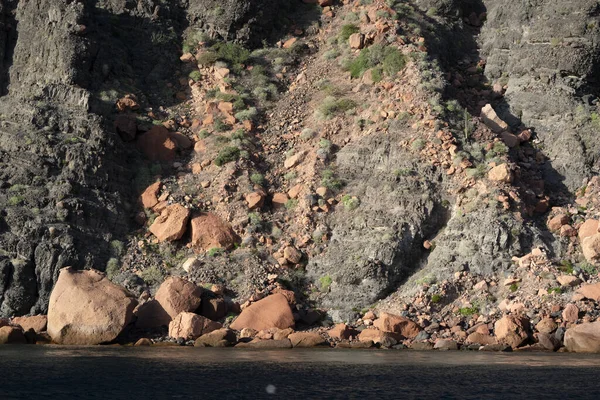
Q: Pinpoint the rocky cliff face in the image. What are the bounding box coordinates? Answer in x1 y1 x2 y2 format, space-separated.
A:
480 0 600 192
0 0 284 317
2 0 599 321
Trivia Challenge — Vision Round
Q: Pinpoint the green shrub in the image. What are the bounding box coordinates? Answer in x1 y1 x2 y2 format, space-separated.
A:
509 283 519 292
580 262 598 276
231 129 245 140
319 139 332 149
341 194 360 211
284 171 297 181
235 107 258 121
559 260 575 274
8 184 28 192
250 173 265 185
189 70 202 82
547 287 562 295
466 164 488 179
214 117 232 132
371 68 383 83
214 135 231 146
198 129 211 139
345 44 406 79
197 51 218 66
321 169 344 191
214 146 240 166
319 275 333 291
8 196 24 206
319 96 356 118
207 247 224 257
339 24 360 42
411 138 426 150
285 199 298 210
140 266 164 285
431 294 442 303
458 306 478 316
110 240 125 257
211 42 250 72
106 258 120 280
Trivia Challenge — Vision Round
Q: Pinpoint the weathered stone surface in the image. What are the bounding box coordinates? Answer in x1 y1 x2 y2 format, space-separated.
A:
535 332 560 351
465 332 497 345
349 33 365 49
190 213 239 251
194 328 236 347
11 315 47 333
134 338 152 346
548 214 569 232
357 328 398 346
141 181 162 210
114 115 137 142
577 283 600 302
434 339 458 350
155 277 203 322
494 315 530 348
149 204 190 242
557 275 581 287
135 300 172 329
565 321 600 353
288 332 327 347
488 163 513 183
480 104 508 133
373 312 421 339
284 151 305 169
500 132 518 148
579 219 599 242
582 233 600 265
328 323 357 340
283 246 302 264
245 192 265 210
168 312 221 340
47 268 137 345
272 193 289 208
137 126 178 162
200 298 227 321
535 318 558 334
562 304 579 323
168 132 192 149
0 326 27 344
230 294 294 331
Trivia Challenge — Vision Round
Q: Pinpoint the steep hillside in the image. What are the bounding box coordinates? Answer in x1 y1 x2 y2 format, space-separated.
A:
2 0 600 352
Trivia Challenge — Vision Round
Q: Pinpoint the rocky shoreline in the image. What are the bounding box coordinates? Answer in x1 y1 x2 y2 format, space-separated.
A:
1 266 599 353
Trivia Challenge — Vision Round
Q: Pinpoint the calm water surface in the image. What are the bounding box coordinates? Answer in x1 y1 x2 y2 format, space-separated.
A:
1 346 600 399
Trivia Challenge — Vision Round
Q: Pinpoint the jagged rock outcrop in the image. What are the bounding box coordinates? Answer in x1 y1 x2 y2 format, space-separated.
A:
0 0 281 317
307 124 448 312
480 0 600 192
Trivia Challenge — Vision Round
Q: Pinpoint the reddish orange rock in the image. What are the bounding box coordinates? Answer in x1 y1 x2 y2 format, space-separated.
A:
230 294 294 332
272 193 289 209
137 126 178 162
168 312 221 340
579 219 599 242
190 213 239 251
372 311 421 339
245 192 265 210
141 181 162 209
155 277 203 321
548 214 569 232
328 323 357 340
149 204 190 242
11 315 47 333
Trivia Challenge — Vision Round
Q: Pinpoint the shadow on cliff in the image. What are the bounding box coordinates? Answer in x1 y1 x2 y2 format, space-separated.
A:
416 0 572 257
0 0 18 96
